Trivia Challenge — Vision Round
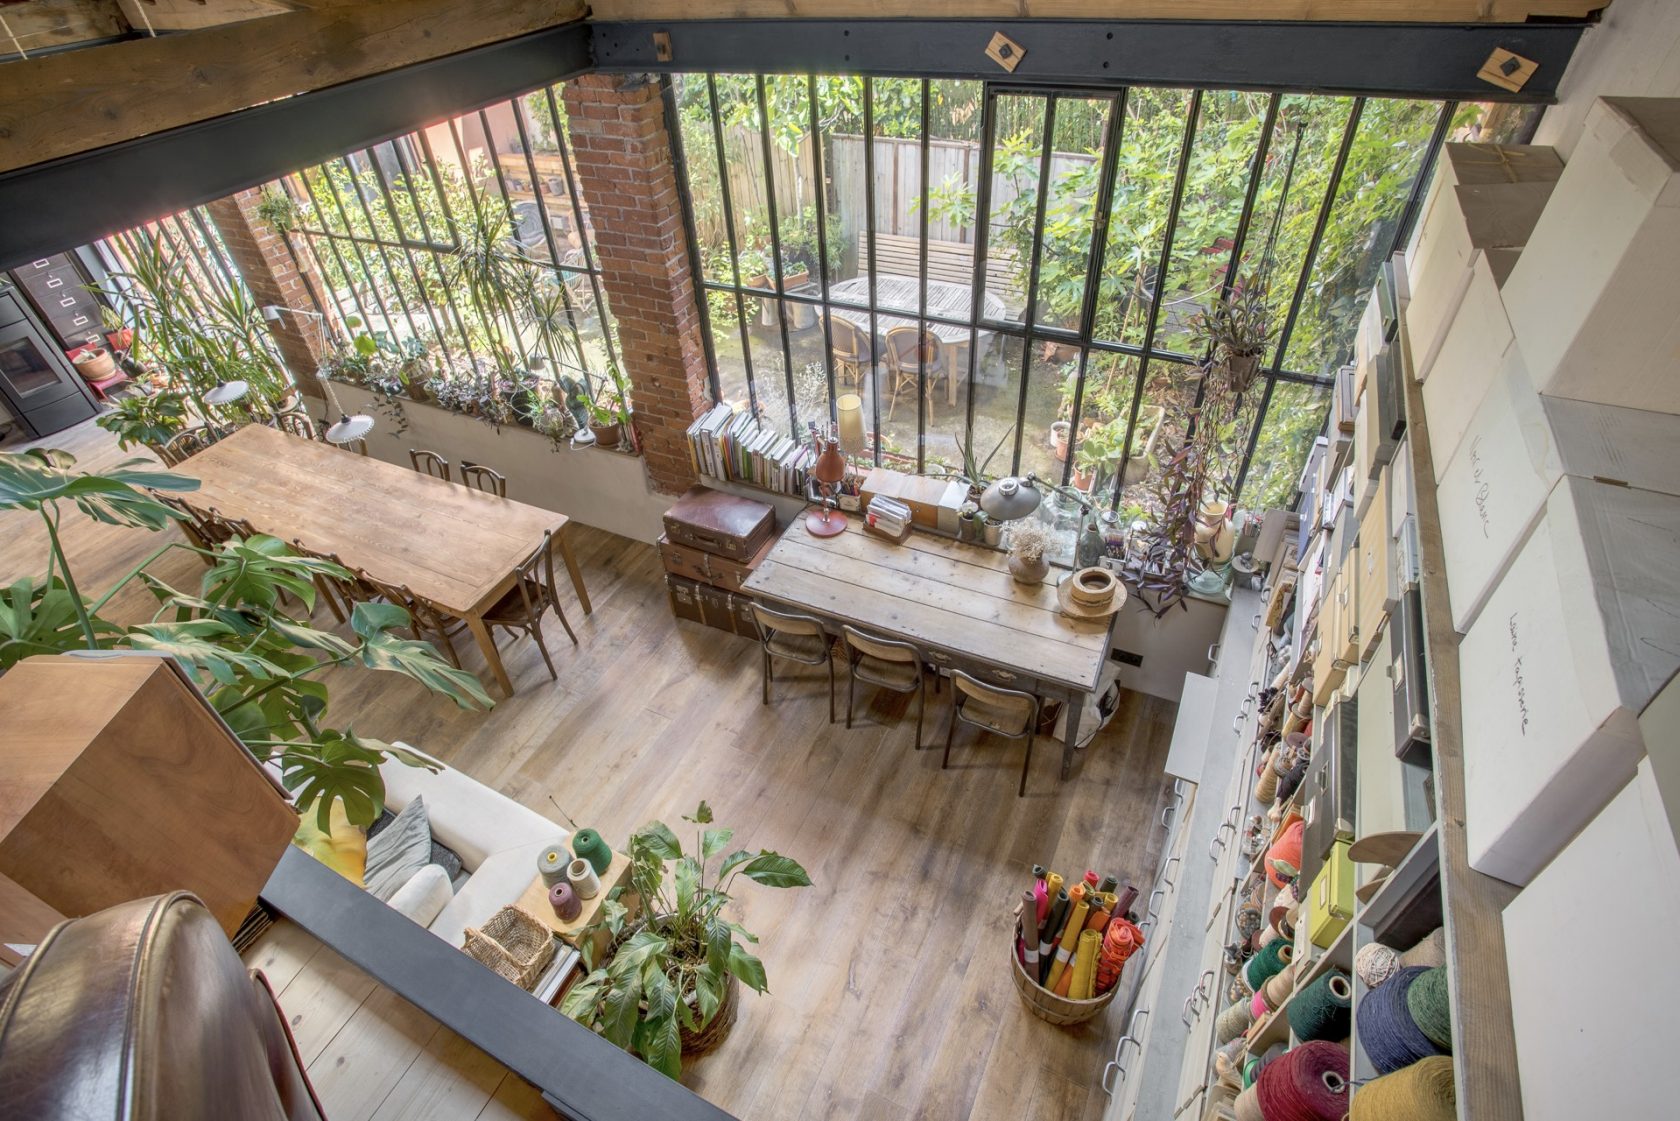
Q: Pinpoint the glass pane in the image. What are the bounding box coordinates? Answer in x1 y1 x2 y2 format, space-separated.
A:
870 78 924 316
1243 380 1330 510
673 75 735 286
765 75 822 293
922 78 983 472
1154 90 1272 356
1066 349 1142 499
983 94 1048 325
1117 357 1201 518
1284 99 1439 377
1094 87 1192 347
711 314 753 413
966 334 1026 479
1033 97 1111 333
817 76 867 295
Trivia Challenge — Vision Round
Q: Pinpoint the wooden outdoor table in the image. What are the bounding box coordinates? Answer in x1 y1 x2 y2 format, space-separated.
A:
743 514 1115 779
826 274 1006 406
176 425 591 696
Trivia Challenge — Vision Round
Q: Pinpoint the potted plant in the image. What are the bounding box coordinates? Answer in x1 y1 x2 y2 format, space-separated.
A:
587 359 633 450
1189 282 1276 394
951 425 1014 502
1007 522 1054 585
95 390 187 454
1050 420 1071 463
563 803 811 1078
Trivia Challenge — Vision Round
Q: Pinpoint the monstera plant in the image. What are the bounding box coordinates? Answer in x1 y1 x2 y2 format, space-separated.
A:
0 448 491 826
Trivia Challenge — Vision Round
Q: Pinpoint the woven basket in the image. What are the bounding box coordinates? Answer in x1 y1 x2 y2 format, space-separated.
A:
463 906 556 990
1010 949 1119 1026
679 971 739 1056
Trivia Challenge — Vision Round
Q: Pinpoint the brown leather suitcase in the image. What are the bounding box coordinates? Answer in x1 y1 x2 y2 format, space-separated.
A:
659 533 775 592
666 574 759 638
663 486 776 562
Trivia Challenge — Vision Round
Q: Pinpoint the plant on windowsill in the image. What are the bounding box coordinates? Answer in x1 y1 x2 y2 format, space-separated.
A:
562 802 811 1078
945 424 1014 503
1007 521 1054 585
586 358 633 451
0 448 492 827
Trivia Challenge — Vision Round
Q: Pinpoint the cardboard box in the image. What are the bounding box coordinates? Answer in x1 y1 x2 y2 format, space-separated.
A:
1420 253 1516 480
859 467 966 531
1436 351 1680 635
1404 142 1561 382
1460 477 1680 885
1503 759 1680 1121
1355 467 1395 661
1504 97 1680 415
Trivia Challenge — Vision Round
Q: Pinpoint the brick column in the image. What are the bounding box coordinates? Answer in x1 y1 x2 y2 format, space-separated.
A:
563 73 711 496
205 188 330 399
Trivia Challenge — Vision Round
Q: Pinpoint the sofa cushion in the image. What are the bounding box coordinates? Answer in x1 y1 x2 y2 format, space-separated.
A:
290 801 366 886
379 743 565 871
426 840 556 947
364 796 432 902
387 864 455 928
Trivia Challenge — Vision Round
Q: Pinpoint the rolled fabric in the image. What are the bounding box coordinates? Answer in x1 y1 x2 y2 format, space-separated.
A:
537 843 569 888
1068 928 1102 999
570 829 613 875
1095 917 1144 995
1047 886 1091 993
567 857 600 900
1039 873 1065 938
1018 889 1036 970
1038 888 1070 982
549 881 581 921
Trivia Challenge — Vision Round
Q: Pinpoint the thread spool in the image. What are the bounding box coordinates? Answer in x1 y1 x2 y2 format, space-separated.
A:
537 843 569 888
1255 748 1281 804
1349 1055 1455 1121
1287 970 1353 1042
1216 999 1255 1044
1251 986 1270 1019
1400 927 1447 970
548 881 581 922
1263 960 1296 1009
568 857 601 900
1245 937 1294 990
1234 1085 1264 1121
1255 1040 1349 1121
1405 967 1453 1051
1269 884 1298 929
1355 942 1402 988
1277 757 1310 803
1357 966 1448 1073
570 829 613 875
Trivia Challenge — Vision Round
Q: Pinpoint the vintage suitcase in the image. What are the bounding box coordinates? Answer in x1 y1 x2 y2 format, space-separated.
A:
658 532 774 592
1302 698 1360 885
1391 584 1432 764
1307 839 1354 949
665 574 759 638
663 486 776 562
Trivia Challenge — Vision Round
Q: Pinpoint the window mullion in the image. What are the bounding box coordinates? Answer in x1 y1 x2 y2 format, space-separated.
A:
1008 94 1059 477
755 74 799 438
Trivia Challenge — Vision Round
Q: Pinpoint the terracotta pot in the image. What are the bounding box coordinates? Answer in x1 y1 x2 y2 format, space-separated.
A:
1009 554 1050 585
1050 420 1071 462
72 348 118 382
590 420 622 449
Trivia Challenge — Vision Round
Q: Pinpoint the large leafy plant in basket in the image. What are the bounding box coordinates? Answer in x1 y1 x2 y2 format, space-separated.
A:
561 802 811 1078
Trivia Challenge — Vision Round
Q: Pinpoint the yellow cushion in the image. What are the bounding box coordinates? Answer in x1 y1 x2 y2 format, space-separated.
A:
291 801 368 887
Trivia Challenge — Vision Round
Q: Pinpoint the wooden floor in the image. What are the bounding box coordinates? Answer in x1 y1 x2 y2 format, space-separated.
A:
2 419 1177 1121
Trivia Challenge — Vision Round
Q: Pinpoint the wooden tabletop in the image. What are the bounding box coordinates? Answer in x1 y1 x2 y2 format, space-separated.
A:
743 515 1112 693
177 425 566 616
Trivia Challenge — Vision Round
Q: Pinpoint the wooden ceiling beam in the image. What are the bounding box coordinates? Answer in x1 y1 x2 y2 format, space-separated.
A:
0 0 586 175
584 1 1606 21
0 0 128 58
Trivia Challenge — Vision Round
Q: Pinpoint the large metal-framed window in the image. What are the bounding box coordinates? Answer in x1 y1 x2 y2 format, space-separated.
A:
668 72 1453 512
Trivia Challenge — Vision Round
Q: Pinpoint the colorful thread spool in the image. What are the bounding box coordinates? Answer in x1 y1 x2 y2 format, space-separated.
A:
1255 1040 1349 1121
548 881 581 922
570 829 613 875
1245 936 1294 990
1215 999 1255 1044
1287 970 1353 1043
1355 942 1402 988
1400 927 1447 970
1233 1085 1265 1121
568 856 601 900
1255 747 1281 804
1263 962 1296 1009
1251 986 1271 1019
1405 967 1453 1051
1349 1055 1456 1121
1357 966 1448 1073
537 843 569 888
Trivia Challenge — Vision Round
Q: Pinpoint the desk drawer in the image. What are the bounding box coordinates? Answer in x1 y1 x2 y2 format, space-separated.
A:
924 648 1040 696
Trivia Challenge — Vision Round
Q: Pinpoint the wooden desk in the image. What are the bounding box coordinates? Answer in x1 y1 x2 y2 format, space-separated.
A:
178 425 591 695
743 515 1115 778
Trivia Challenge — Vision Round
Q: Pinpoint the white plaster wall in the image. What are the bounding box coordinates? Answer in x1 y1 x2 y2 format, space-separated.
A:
1534 0 1680 159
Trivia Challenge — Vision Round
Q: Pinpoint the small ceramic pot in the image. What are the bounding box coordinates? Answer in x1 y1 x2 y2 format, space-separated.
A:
1009 554 1050 585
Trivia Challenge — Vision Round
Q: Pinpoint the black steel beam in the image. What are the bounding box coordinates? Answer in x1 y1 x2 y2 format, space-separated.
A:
0 23 591 271
592 19 1584 103
261 846 739 1121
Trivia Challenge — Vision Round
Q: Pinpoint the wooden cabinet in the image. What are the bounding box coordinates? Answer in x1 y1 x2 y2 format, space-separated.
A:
0 655 297 936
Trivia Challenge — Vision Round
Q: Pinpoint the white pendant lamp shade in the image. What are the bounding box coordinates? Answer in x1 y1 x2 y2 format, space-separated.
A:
325 414 375 444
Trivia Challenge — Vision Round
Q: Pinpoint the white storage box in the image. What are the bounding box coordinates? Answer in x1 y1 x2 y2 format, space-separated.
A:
1505 97 1680 415
1420 253 1516 481
1503 759 1680 1121
1460 476 1680 885
1404 142 1561 383
1438 351 1680 634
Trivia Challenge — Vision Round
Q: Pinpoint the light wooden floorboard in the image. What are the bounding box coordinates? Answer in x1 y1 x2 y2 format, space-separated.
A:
5 418 1177 1121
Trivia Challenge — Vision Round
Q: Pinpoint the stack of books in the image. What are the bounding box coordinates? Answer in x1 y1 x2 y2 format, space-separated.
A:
865 495 913 540
530 944 583 1007
685 403 814 497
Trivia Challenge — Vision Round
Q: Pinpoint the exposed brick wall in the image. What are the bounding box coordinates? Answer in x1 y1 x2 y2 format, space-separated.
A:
205 189 329 399
563 72 710 496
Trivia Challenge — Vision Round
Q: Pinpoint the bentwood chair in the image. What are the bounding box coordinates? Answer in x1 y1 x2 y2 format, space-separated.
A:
749 602 835 723
481 530 577 682
409 448 450 481
828 317 872 391
459 462 508 497
883 326 944 421
290 539 354 624
942 669 1042 798
157 427 215 467
274 409 319 441
350 571 466 669
840 625 932 747
335 437 369 457
200 506 259 544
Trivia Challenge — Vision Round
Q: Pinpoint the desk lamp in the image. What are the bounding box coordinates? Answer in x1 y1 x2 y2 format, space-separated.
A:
979 474 1107 569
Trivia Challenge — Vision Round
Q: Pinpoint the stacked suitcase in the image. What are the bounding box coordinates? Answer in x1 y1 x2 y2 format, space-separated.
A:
660 486 777 638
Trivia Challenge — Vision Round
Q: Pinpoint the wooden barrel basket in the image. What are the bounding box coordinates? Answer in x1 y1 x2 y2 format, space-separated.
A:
1010 949 1119 1026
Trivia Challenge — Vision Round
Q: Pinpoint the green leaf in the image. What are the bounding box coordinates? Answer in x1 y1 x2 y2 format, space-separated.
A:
727 944 768 994
738 852 813 889
559 969 607 1023
268 618 356 656
705 916 732 975
600 973 642 1050
675 856 699 918
356 625 494 710
716 848 755 881
701 827 734 862
609 929 668 975
642 964 677 1023
694 967 721 1026
634 820 683 862
684 801 714 825
277 728 389 828
640 1011 682 1080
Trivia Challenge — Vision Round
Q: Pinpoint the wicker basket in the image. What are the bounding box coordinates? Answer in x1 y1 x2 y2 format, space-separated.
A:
1011 948 1119 1026
463 906 556 990
679 970 739 1056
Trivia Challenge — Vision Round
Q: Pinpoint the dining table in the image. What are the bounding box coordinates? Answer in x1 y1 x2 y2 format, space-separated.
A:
175 424 591 696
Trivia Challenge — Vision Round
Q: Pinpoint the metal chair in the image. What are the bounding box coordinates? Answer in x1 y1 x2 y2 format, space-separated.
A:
828 316 872 390
481 529 577 682
883 326 944 421
459 462 508 497
349 570 466 668
157 427 214 467
749 602 835 723
409 448 450 481
942 669 1041 798
840 625 931 748
274 409 319 441
290 539 354 624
